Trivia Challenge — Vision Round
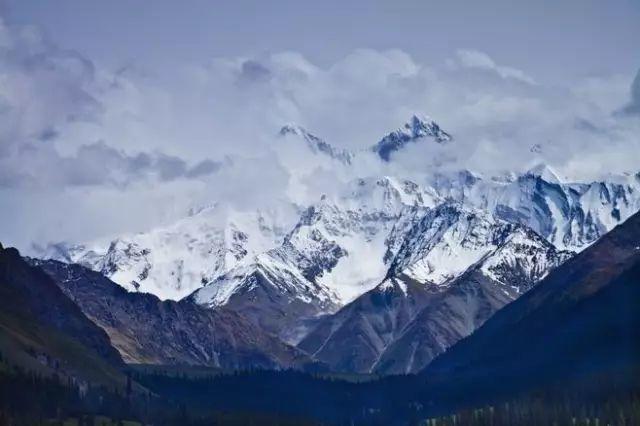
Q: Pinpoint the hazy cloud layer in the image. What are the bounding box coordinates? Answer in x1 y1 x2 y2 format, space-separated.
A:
453 49 536 85
618 69 640 115
0 18 220 190
0 14 638 251
0 141 221 188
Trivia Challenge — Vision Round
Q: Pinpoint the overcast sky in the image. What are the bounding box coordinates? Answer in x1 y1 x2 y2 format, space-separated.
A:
0 0 638 251
6 0 640 84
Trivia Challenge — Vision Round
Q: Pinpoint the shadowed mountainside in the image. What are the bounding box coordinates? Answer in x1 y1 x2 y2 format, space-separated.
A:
32 259 317 371
421 210 640 409
0 243 127 388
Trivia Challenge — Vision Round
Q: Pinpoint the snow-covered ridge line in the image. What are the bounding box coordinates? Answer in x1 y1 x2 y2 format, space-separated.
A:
279 124 354 164
32 112 640 305
34 164 640 303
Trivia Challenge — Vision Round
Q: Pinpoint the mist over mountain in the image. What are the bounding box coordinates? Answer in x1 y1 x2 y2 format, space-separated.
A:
30 116 640 379
2 6 639 252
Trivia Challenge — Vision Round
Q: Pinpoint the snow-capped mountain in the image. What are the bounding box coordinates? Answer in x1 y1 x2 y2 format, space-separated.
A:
33 113 640 374
191 176 439 342
387 202 573 291
431 165 640 252
30 257 313 370
37 204 297 300
298 204 572 374
370 214 575 374
38 115 640 308
371 114 452 161
37 115 639 307
35 114 454 303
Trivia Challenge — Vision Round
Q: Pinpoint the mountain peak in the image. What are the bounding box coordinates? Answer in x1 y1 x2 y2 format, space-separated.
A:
278 124 309 138
278 124 353 164
394 114 452 142
372 114 452 161
407 114 442 134
525 163 562 184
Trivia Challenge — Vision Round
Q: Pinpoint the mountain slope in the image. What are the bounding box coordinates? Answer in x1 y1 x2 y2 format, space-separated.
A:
375 221 573 375
279 124 354 164
298 206 572 374
35 204 294 300
32 258 314 371
433 167 640 252
297 277 433 373
0 243 127 389
191 177 438 341
371 271 516 375
422 210 640 403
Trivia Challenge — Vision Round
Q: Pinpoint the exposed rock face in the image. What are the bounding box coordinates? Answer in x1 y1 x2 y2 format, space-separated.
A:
32 259 315 371
423 211 640 402
371 272 515 375
298 278 433 373
297 205 573 374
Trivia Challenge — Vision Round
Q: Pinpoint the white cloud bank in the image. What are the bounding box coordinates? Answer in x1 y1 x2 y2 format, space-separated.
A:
0 16 638 251
453 49 536 85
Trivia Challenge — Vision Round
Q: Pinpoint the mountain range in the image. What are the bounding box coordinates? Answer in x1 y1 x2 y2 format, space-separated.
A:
30 114 640 375
3 209 638 424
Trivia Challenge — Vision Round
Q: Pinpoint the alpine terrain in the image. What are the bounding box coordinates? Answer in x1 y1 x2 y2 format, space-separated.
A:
33 115 640 373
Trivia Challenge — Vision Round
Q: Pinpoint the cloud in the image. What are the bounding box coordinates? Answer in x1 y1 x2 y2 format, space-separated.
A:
618 68 640 115
0 12 637 251
0 21 100 155
0 17 220 191
1 181 210 254
238 59 272 84
453 49 536 85
0 141 221 189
